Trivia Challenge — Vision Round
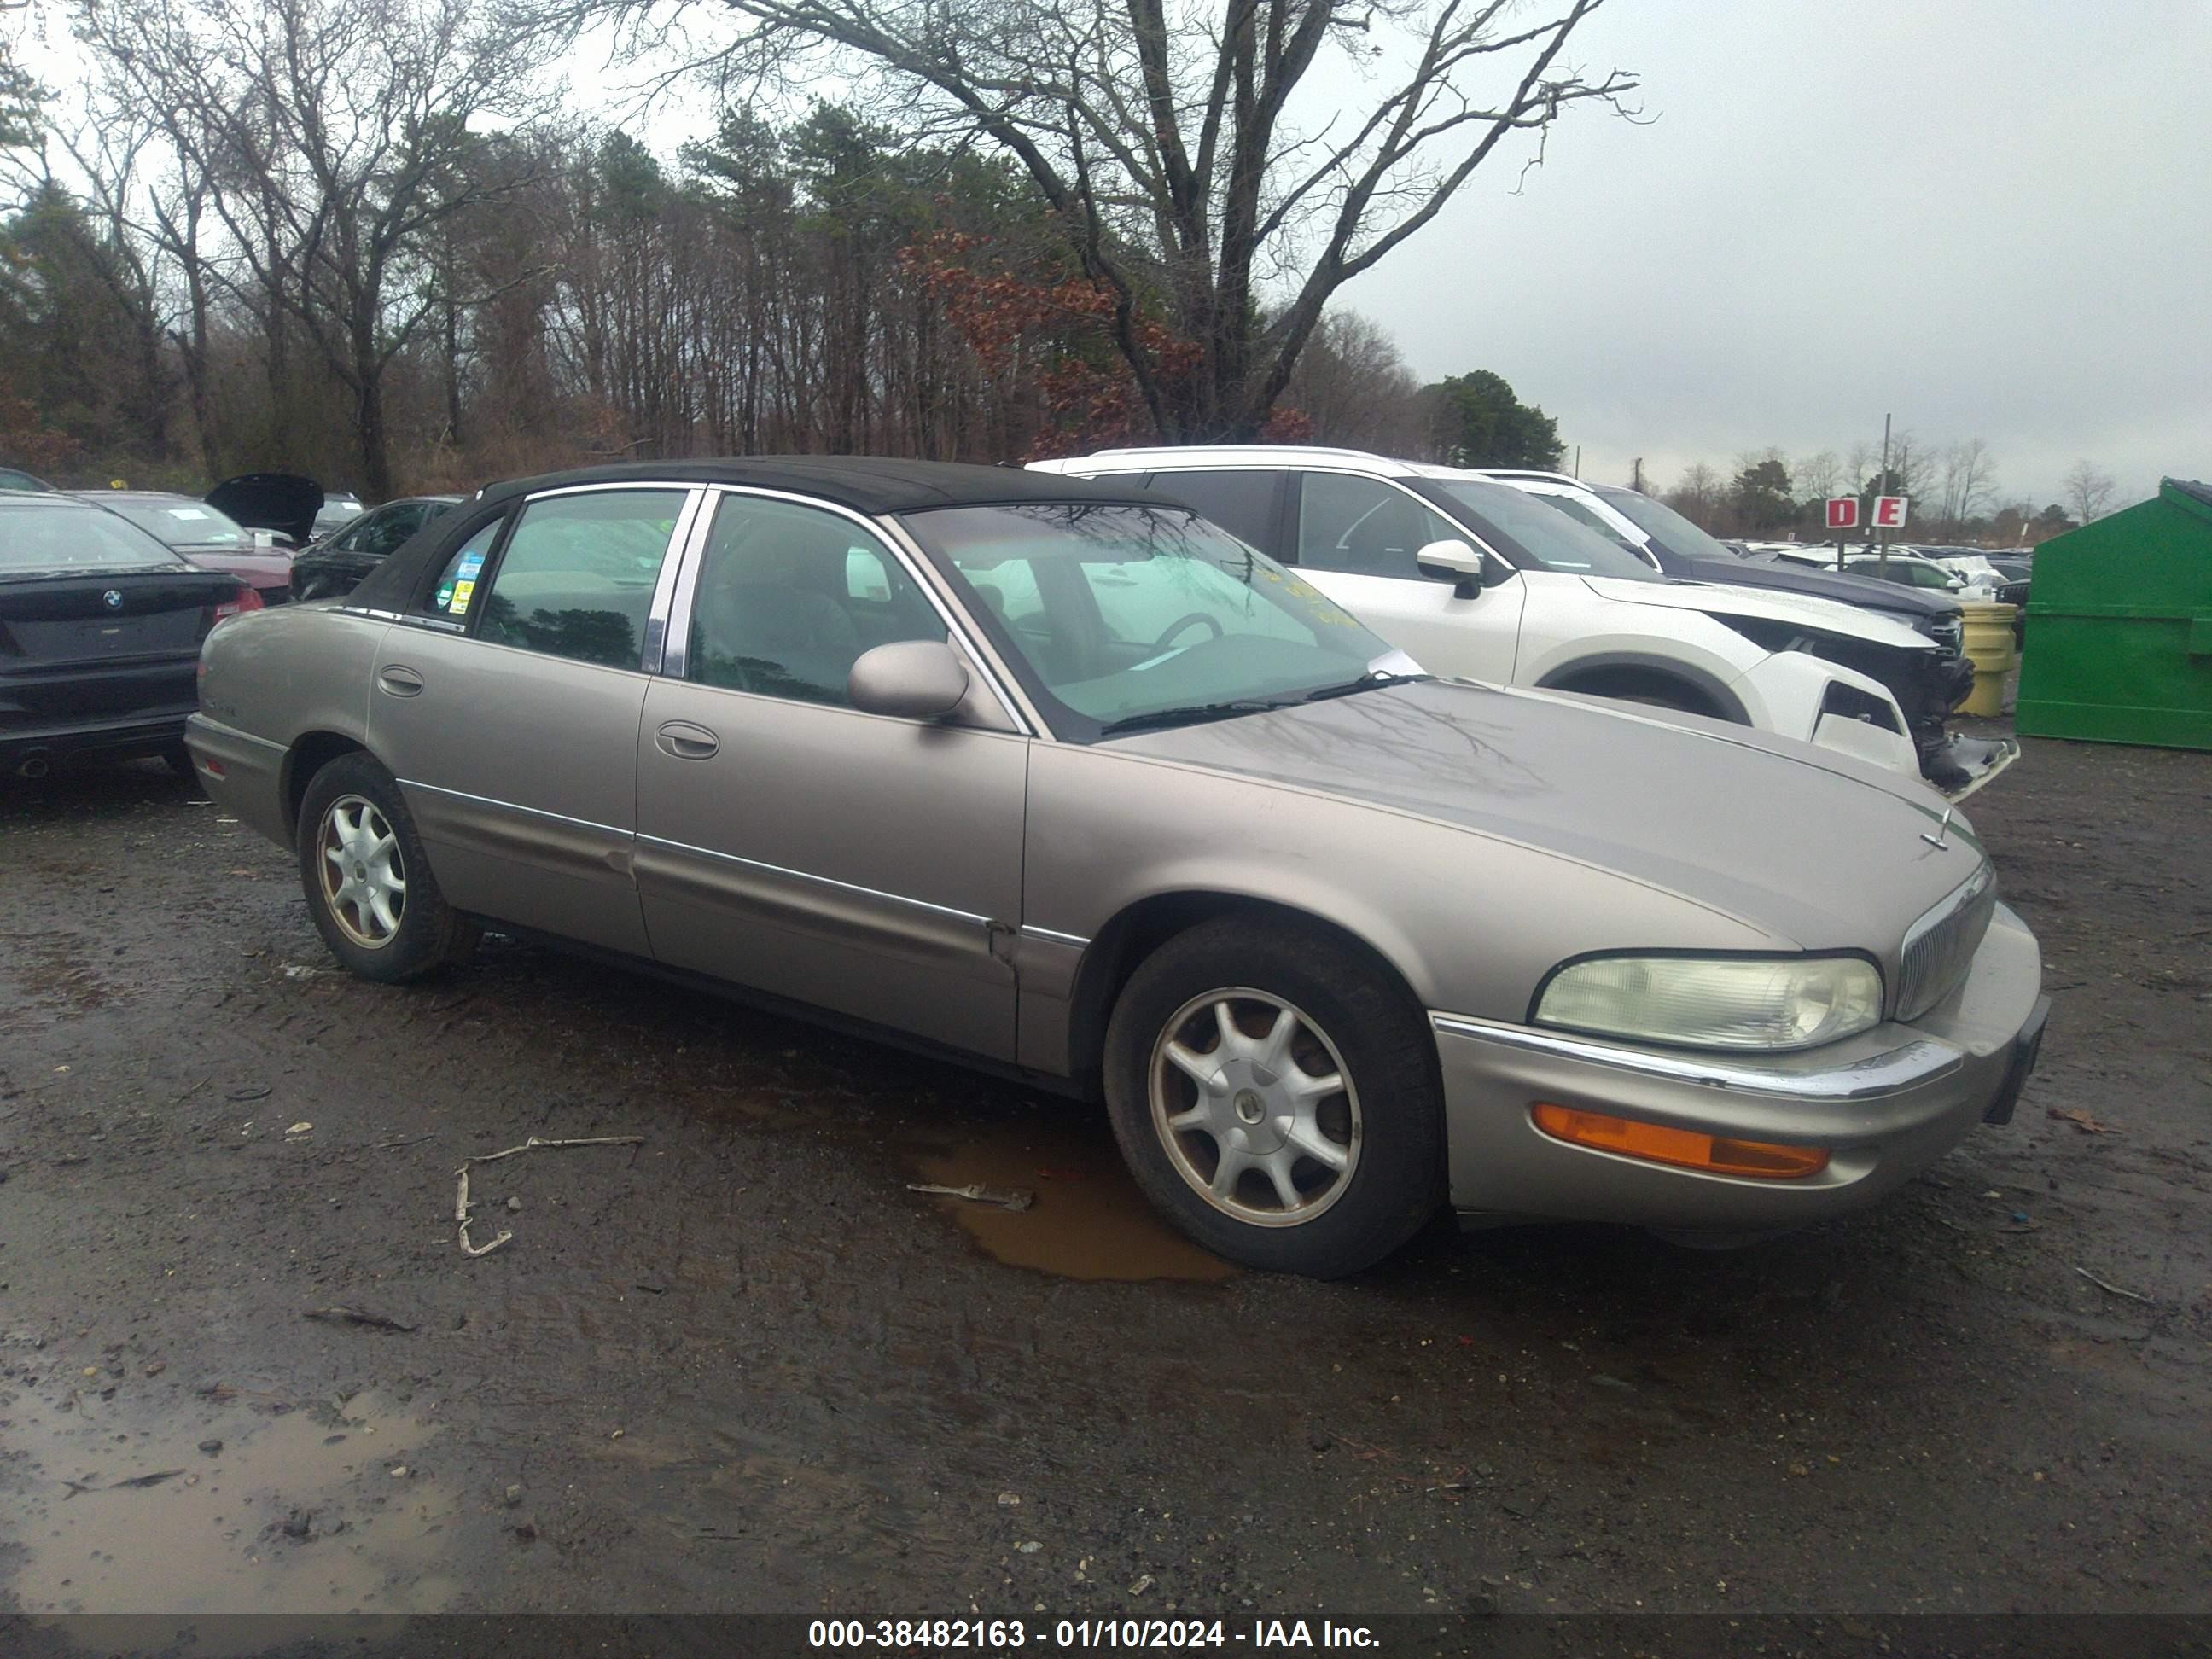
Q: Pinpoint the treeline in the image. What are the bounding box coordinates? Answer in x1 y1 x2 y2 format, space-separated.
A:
1650 440 2120 548
3 106 1480 497
1 0 1476 498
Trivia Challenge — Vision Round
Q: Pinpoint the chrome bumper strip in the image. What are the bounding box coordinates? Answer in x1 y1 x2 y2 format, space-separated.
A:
1429 1013 1963 1102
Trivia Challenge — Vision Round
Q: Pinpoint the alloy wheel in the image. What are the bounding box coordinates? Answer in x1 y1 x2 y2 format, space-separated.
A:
1148 988 1361 1227
316 794 406 948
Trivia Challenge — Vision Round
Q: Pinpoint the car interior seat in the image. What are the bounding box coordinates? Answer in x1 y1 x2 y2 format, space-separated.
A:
692 520 866 703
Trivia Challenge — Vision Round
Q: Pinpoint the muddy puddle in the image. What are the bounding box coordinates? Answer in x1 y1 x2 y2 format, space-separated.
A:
911 1115 1237 1283
2 1386 473 1621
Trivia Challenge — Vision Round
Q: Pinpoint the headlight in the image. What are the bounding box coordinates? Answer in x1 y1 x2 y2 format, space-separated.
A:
1534 954 1883 1051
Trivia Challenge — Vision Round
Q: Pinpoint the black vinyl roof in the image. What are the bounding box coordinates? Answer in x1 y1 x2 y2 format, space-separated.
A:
346 456 1173 611
473 457 1167 516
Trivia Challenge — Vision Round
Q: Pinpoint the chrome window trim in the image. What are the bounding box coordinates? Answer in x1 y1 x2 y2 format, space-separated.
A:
513 481 701 501
1429 1012 1963 1102
637 832 992 927
656 485 1034 737
643 488 709 674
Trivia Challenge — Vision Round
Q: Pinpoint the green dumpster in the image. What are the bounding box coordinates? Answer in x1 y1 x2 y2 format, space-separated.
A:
2014 476 2212 750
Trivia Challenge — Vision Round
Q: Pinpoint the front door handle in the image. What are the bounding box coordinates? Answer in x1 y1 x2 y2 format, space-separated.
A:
377 665 425 697
655 720 719 760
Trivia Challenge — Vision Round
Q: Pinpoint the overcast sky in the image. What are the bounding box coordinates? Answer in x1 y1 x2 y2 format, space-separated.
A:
15 1 2206 508
1337 0 2211 509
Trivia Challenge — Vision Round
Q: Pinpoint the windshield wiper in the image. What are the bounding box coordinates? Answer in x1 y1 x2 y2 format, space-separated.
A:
1298 668 1429 704
1098 700 1284 736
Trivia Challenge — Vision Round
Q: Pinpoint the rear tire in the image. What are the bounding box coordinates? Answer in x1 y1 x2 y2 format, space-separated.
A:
1103 916 1445 1278
297 752 477 982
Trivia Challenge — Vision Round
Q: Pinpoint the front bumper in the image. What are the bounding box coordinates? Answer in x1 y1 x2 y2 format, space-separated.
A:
1925 732 2020 800
1431 903 2045 1235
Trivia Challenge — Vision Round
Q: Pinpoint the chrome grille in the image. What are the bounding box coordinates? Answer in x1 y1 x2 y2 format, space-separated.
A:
1927 616 1964 651
1898 863 1997 1020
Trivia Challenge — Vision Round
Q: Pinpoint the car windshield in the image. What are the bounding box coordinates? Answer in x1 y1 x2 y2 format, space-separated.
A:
1593 484 1742 563
96 498 254 549
902 502 1409 739
0 504 192 577
1417 478 1661 580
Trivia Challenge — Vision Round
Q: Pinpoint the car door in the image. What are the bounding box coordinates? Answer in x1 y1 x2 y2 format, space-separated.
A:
367 484 701 956
634 489 1028 1061
1288 472 1525 682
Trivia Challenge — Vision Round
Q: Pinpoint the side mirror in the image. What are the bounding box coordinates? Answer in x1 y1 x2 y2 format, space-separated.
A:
848 639 972 720
1415 538 1490 598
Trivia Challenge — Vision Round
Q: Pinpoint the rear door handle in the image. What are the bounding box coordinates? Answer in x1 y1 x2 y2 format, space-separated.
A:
377 665 425 696
655 720 719 760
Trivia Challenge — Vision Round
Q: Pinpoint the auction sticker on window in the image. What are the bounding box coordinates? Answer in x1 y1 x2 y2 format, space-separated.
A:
449 579 475 616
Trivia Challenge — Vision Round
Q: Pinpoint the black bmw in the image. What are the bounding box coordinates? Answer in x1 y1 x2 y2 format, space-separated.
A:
2 495 256 780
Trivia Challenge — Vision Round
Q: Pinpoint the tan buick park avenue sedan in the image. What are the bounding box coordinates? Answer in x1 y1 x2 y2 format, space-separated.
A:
185 460 2048 1276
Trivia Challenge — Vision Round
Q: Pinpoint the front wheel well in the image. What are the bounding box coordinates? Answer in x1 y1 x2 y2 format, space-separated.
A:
1063 893 1423 1091
1544 663 1737 722
282 731 368 846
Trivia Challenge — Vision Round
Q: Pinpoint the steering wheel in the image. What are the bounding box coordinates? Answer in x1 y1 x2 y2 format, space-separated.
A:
1151 612 1225 653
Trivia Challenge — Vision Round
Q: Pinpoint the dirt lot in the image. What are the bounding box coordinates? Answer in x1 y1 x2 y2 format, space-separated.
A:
1 725 2208 1642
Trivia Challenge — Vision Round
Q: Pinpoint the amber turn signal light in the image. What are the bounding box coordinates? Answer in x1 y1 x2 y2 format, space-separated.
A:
1531 1103 1829 1179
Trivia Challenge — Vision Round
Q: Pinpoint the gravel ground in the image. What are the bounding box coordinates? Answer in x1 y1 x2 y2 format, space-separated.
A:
1 725 2207 1644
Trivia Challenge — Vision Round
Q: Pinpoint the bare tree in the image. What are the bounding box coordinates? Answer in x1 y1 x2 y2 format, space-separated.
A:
2063 459 2116 523
1934 438 1997 535
558 0 1638 442
1664 461 1721 527
1793 449 1842 503
73 0 553 495
1884 428 1935 504
1280 309 1425 452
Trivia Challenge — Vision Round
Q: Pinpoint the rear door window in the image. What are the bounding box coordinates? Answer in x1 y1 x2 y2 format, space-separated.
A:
470 490 687 668
356 503 428 556
1143 469 1285 555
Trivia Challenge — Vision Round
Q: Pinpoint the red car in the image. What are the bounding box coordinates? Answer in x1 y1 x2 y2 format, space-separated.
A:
73 491 294 608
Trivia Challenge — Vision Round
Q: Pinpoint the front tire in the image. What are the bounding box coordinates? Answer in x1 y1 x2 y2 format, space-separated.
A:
297 752 476 982
1103 917 1445 1277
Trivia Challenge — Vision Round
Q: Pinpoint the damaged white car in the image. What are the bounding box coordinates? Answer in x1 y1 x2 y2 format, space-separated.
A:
1031 447 1991 794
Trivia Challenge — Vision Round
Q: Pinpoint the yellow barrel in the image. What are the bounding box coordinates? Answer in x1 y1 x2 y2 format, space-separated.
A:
1958 600 2019 716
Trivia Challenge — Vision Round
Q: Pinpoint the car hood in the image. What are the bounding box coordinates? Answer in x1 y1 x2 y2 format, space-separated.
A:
1579 573 1933 649
206 474 324 548
1107 678 1981 952
1694 555 1963 620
